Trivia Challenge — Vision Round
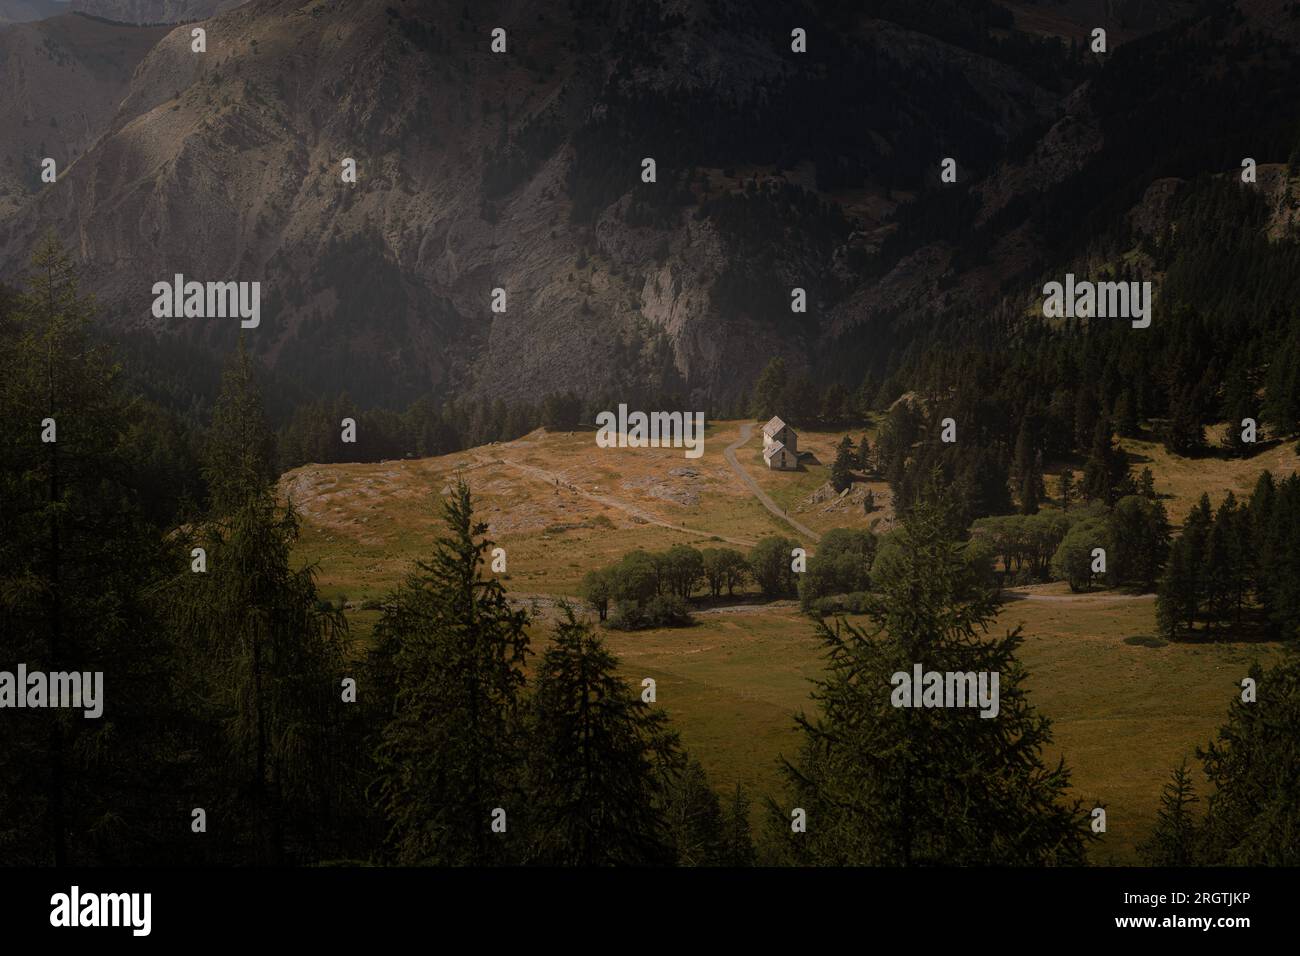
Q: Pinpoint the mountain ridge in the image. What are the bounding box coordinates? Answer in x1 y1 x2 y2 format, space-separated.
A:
2 0 1297 411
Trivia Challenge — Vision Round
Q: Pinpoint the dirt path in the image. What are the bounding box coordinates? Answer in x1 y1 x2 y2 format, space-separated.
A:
510 592 800 616
479 454 758 548
1002 588 1156 603
723 423 821 542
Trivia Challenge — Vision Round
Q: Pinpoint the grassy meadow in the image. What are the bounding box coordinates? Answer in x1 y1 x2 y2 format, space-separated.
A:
285 420 1295 863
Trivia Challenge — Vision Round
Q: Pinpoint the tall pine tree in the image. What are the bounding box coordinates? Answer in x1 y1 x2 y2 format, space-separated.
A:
524 606 680 865
772 488 1092 865
371 478 531 865
168 343 351 864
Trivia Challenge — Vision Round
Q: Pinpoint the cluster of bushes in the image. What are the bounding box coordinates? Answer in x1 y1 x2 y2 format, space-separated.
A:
580 533 831 629
581 544 750 630
797 528 876 613
971 493 1171 592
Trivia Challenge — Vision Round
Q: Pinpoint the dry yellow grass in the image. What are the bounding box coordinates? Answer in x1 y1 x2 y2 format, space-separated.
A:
284 419 1294 864
1118 424 1300 520
288 420 888 602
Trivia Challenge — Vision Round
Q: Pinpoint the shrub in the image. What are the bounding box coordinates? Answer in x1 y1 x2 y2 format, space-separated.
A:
749 535 798 598
798 527 876 611
607 594 693 631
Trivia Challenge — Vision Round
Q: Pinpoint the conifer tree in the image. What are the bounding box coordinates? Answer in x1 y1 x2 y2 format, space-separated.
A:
524 607 679 865
1082 420 1128 504
772 487 1092 865
1012 419 1035 488
749 357 787 421
371 478 531 865
1221 366 1259 459
1073 386 1099 453
1163 386 1205 456
1157 496 1214 637
722 783 756 866
1248 471 1277 624
830 436 855 493
1197 659 1300 864
665 760 729 866
0 234 186 864
1138 762 1199 866
1057 468 1075 510
1019 471 1040 515
203 340 277 518
1114 388 1140 438
1204 494 1241 630
1184 494 1214 622
1157 538 1195 639
1109 495 1170 591
169 345 350 864
852 433 871 473
1134 468 1153 500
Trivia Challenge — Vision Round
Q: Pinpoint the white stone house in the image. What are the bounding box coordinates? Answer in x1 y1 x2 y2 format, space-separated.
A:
762 416 798 470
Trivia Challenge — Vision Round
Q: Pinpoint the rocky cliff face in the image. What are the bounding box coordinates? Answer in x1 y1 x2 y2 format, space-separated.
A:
1 0 1295 409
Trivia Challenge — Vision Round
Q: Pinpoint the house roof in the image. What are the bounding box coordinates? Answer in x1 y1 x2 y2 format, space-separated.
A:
763 441 786 461
762 416 788 437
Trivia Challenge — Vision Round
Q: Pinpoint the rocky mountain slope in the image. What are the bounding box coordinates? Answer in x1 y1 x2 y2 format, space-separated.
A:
69 0 241 23
0 0 64 24
0 13 170 218
1 0 1297 410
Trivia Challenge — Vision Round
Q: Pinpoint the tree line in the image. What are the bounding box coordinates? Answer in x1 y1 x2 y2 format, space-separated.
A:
1158 472 1300 642
579 536 806 629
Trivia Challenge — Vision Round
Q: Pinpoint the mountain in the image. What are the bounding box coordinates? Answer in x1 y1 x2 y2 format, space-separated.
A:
0 13 170 218
0 0 65 24
69 0 242 23
1001 0 1204 42
1 0 1297 412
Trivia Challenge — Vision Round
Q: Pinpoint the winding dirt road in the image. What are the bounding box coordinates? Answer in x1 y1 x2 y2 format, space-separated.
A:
723 423 821 542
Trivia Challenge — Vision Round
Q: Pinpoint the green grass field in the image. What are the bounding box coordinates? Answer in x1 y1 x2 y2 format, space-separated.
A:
588 590 1280 864
286 420 1293 864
